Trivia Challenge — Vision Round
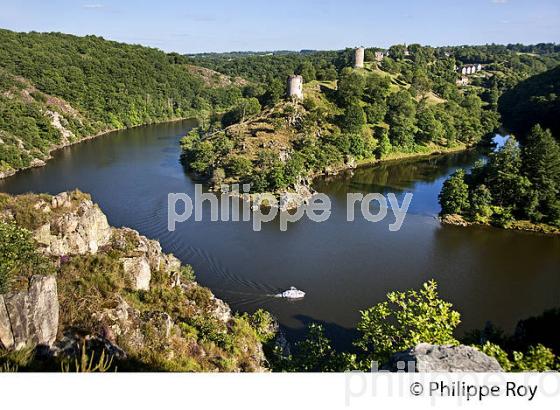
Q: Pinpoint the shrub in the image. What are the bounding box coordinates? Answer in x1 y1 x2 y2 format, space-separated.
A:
0 221 54 293
355 280 460 366
439 169 469 215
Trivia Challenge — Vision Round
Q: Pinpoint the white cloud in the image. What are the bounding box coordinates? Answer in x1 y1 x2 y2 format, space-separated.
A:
82 4 104 9
492 0 508 4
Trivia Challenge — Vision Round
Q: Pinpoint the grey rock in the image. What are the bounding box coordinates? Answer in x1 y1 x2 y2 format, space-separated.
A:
34 196 111 256
52 332 126 361
0 295 15 349
122 256 151 291
0 275 59 350
386 343 503 372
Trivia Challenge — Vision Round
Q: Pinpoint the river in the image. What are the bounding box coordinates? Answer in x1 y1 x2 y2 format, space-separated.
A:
1 120 559 348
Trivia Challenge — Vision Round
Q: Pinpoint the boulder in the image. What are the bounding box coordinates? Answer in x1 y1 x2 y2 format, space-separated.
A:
210 296 232 323
52 332 126 361
34 196 111 256
0 275 59 350
122 256 151 291
50 192 72 209
0 295 15 349
385 343 503 372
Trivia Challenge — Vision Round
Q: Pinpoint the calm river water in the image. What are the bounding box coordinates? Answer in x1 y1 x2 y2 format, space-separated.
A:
1 120 559 347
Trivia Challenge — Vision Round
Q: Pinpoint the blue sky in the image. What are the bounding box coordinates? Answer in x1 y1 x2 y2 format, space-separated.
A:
1 0 558 53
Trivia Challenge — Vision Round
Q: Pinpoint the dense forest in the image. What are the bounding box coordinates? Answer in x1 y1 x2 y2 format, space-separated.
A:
439 125 560 232
499 66 560 139
439 63 560 232
0 29 244 175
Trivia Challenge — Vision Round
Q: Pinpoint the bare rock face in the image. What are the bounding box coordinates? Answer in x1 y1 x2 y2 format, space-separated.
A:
386 343 503 372
0 275 59 350
210 296 232 323
111 227 165 272
122 256 151 291
34 193 112 256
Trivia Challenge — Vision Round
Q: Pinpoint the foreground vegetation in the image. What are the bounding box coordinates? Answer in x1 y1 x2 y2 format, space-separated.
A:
266 280 560 372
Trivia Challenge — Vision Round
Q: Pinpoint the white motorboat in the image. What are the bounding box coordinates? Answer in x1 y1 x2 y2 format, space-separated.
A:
276 286 305 299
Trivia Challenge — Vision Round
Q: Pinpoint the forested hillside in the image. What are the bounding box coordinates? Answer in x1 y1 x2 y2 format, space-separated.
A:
0 29 244 177
182 43 559 196
499 66 560 139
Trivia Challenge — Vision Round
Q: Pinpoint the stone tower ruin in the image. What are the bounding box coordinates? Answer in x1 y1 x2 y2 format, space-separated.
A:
354 47 365 68
287 75 304 100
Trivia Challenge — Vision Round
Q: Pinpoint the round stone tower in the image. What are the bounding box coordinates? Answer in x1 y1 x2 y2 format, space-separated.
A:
287 75 304 100
354 47 365 68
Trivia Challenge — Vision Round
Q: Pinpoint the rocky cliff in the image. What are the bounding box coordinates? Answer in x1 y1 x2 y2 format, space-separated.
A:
0 191 269 371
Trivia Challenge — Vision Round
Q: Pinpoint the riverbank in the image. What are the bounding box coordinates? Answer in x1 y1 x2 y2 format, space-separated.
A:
441 214 560 235
0 115 202 180
316 142 471 177
196 142 473 212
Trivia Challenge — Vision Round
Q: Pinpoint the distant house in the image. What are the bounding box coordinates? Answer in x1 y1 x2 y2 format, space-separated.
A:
456 76 469 86
457 64 483 76
374 51 385 62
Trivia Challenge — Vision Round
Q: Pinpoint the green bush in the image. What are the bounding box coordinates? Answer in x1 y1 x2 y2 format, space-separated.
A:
0 221 54 293
355 280 461 366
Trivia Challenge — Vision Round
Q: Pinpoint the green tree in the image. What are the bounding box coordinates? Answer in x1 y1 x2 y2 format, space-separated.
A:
469 184 493 221
439 169 469 215
415 103 444 143
485 137 531 211
376 128 392 158
337 68 365 106
261 78 285 106
388 44 407 60
187 140 216 175
521 125 560 224
275 324 356 372
385 90 417 150
342 104 366 133
295 61 317 83
411 70 432 96
355 280 460 366
481 342 558 372
226 155 253 180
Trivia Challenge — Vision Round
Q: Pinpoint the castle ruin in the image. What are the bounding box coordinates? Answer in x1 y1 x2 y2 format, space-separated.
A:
287 74 303 100
354 47 365 68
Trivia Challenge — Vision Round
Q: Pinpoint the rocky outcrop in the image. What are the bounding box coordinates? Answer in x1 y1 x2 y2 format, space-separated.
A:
0 191 268 371
0 275 59 350
33 192 112 255
385 343 503 372
122 256 151 291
